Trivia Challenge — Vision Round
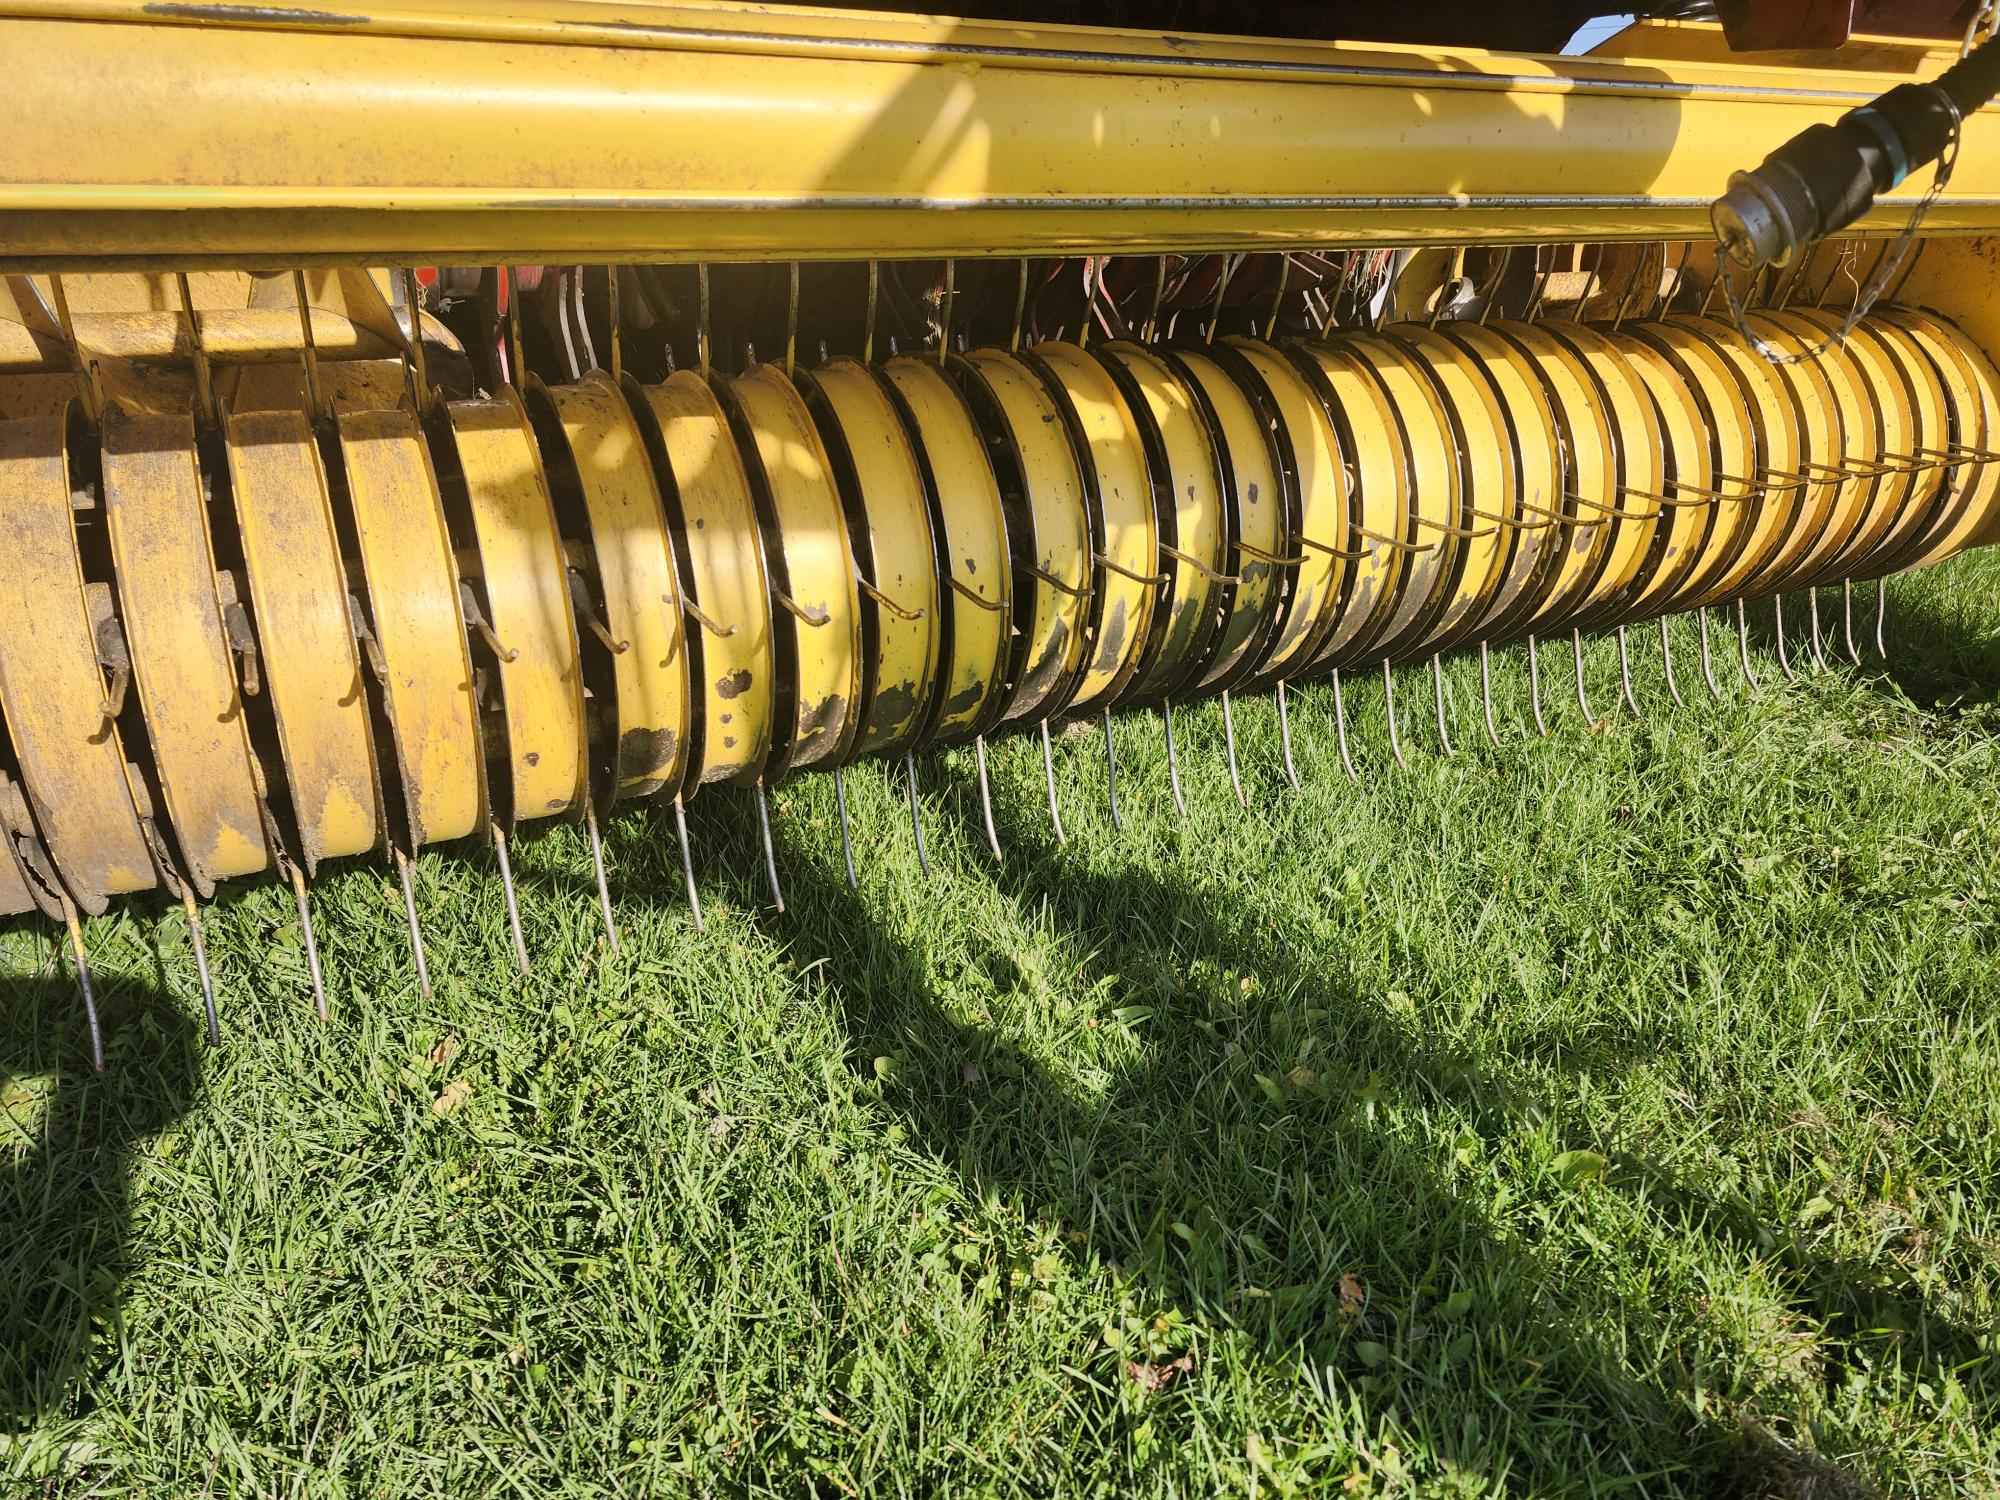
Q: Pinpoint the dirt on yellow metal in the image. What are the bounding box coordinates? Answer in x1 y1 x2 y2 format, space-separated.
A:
803 358 940 756
632 370 773 789
226 407 384 871
533 371 690 802
440 390 586 827
101 404 271 894
0 405 155 910
337 406 484 849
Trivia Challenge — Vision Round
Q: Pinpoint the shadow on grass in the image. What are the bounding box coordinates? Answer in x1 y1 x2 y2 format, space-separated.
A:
0 945 201 1431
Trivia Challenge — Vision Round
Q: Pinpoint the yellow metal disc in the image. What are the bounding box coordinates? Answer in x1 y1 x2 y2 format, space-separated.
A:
632 370 772 788
1846 314 1953 577
953 348 1090 726
1325 334 1461 661
1753 312 1878 590
1382 324 1519 647
102 404 271 894
1663 316 1805 608
337 406 484 848
1605 328 1715 620
1883 309 2000 568
1025 342 1156 713
441 389 586 825
1624 319 1759 613
803 358 941 755
1729 313 1847 595
881 355 1010 741
1787 312 1917 585
723 363 863 775
0 407 155 910
227 407 383 871
1223 337 1349 681
1097 341 1229 702
1532 320 1665 628
537 371 690 801
1170 347 1286 693
1291 340 1412 666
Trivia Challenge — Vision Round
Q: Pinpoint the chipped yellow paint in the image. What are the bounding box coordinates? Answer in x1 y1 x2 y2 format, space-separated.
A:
337 406 484 847
635 371 771 788
227 407 382 870
542 371 689 800
445 390 585 824
0 408 154 909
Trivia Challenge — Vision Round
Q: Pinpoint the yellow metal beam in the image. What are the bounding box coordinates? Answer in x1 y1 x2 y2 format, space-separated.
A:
3 0 2000 269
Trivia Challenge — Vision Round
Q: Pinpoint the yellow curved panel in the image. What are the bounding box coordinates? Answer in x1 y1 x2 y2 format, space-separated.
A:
1887 309 2000 569
1607 330 1714 621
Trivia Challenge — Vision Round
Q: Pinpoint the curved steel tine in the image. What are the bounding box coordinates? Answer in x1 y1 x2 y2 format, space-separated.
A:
901 753 931 877
1570 628 1597 727
1430 655 1455 757
492 822 531 970
1527 634 1549 738
1162 700 1188 816
1806 589 1828 672
1736 598 1761 689
755 779 786 912
289 864 328 1022
1698 606 1722 700
1773 595 1796 681
1040 720 1068 845
1660 616 1686 710
1102 709 1124 829
1277 681 1303 790
975 735 1002 862
1842 579 1861 665
1382 660 1409 771
670 797 703 932
1331 667 1360 781
1220 691 1248 804
1617 626 1641 718
834 767 858 890
584 807 620 955
63 902 105 1073
395 848 432 997
180 891 220 1047
1875 578 1888 659
1479 641 1501 748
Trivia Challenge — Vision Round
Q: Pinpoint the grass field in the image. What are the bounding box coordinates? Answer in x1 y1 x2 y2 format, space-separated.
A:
5 550 2000 1498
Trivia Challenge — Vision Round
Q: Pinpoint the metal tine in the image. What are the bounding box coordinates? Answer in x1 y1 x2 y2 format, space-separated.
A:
1842 579 1862 664
47 272 100 421
1039 720 1068 845
1144 254 1168 344
1736 598 1761 689
584 807 620 955
288 864 328 1022
1220 691 1248 802
900 752 934 876
1773 595 1796 680
492 822 532 972
1330 666 1360 781
1659 616 1686 710
1276 680 1303 789
504 265 526 388
1478 641 1501 747
1102 709 1123 828
174 272 218 429
1806 589 1828 672
1571 628 1597 727
62 902 105 1073
939 258 955 364
399 267 434 412
1527 634 1549 737
1617 626 1641 718
291 269 327 424
1875 577 1888 659
834 768 858 890
181 891 221 1047
785 261 799 376
1429 654 1455 757
1162 700 1188 814
1381 659 1409 771
754 778 786 912
866 260 881 364
975 735 1002 862
670 797 704 932
1697 607 1722 699
394 849 432 997
1204 254 1239 344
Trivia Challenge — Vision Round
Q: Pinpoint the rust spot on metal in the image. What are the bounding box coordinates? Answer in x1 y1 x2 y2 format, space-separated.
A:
618 724 677 782
716 668 752 699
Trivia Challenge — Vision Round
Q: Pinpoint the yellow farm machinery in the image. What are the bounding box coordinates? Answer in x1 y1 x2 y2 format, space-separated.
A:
6 0 2000 1062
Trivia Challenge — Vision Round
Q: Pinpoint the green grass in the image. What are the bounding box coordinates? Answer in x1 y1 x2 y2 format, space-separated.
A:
7 551 2000 1498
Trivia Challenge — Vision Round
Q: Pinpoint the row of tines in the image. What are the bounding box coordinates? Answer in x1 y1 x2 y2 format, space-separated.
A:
2 299 1996 1065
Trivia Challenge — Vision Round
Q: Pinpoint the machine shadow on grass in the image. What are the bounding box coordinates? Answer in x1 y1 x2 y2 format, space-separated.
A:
0 948 201 1430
